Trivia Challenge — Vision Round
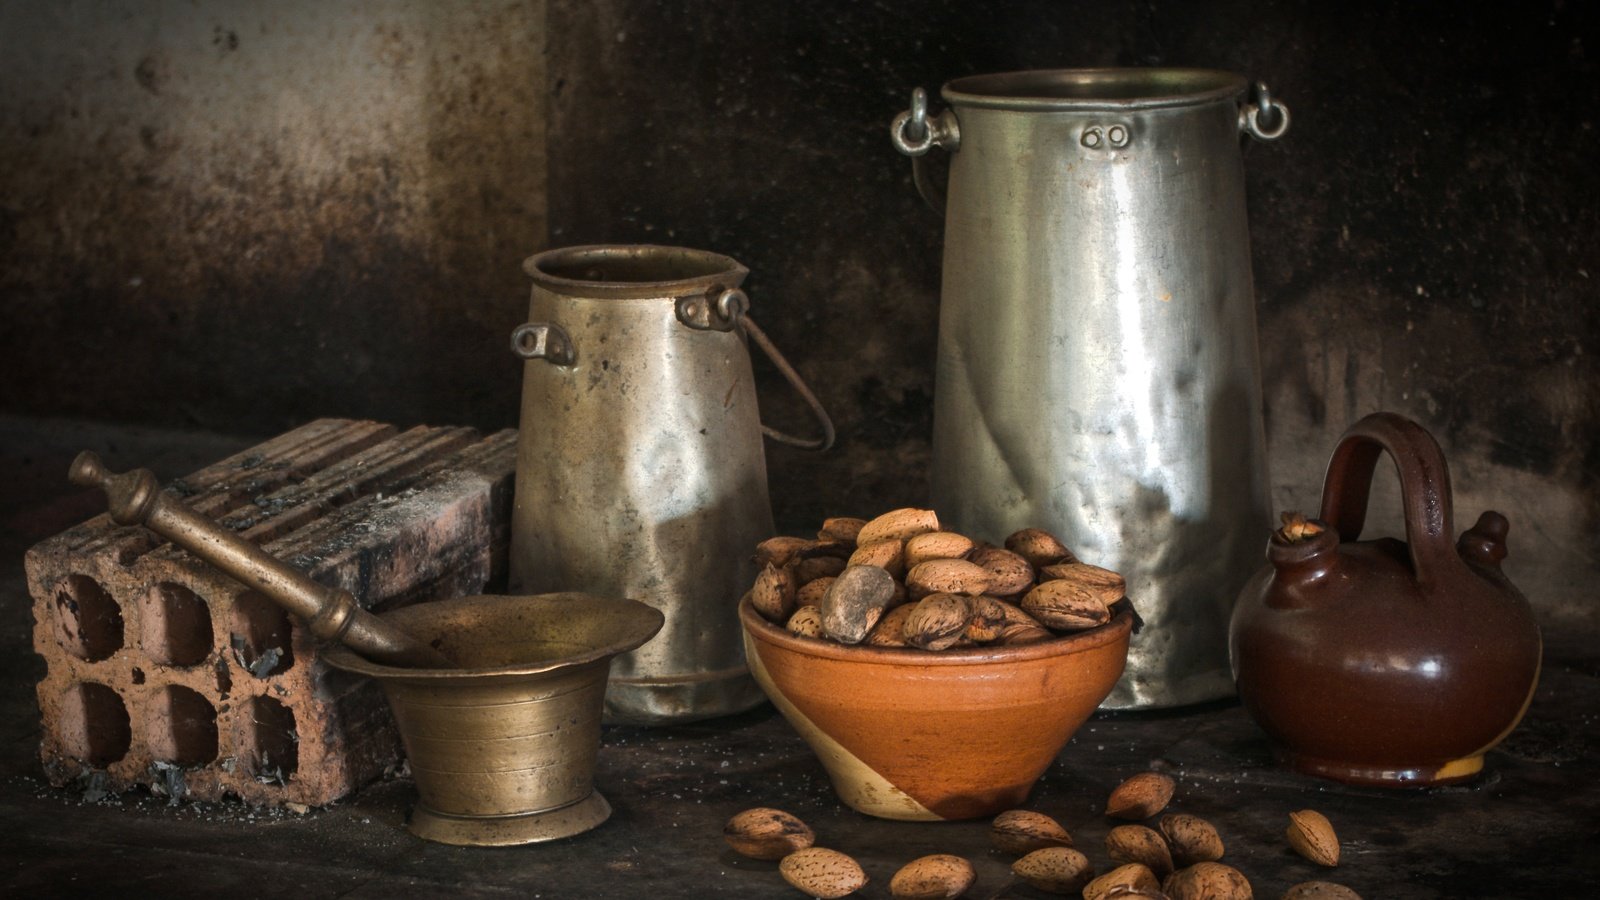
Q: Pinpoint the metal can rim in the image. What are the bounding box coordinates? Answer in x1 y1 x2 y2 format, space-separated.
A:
523 244 749 299
942 67 1248 112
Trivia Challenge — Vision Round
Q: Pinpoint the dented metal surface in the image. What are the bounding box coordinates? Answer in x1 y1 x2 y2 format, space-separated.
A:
897 70 1285 709
508 245 777 725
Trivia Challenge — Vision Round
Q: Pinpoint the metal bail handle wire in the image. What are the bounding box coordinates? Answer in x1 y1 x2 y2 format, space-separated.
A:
676 287 836 451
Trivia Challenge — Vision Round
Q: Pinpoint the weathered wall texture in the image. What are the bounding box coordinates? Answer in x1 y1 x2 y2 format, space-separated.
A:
0 0 546 431
544 1 1598 637
4 2 1596 638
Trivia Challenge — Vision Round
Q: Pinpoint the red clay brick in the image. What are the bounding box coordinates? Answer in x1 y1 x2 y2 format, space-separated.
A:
27 419 515 807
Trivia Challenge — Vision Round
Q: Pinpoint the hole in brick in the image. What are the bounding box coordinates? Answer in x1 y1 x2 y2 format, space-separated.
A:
59 682 131 767
53 575 124 661
141 583 214 667
131 668 145 685
149 686 218 767
229 591 293 678
244 696 298 783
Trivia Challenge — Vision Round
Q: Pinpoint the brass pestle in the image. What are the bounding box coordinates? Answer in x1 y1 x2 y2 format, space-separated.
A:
69 451 454 669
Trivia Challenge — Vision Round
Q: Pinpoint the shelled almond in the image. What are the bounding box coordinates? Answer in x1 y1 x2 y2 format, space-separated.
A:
747 509 1126 651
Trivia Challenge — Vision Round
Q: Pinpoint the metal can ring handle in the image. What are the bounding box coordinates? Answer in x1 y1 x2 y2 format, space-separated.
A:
1239 80 1291 142
510 321 576 366
677 287 835 451
891 87 960 217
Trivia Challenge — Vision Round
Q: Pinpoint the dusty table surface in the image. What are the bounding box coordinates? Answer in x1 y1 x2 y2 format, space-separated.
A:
2 417 1595 899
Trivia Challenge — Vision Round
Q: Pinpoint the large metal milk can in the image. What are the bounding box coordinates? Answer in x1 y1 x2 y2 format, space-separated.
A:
509 245 832 724
891 69 1290 708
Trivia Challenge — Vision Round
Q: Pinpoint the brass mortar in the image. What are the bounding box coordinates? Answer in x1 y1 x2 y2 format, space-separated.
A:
69 451 664 845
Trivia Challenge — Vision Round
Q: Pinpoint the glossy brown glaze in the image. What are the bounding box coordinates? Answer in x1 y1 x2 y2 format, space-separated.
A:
741 597 1132 820
1230 412 1543 786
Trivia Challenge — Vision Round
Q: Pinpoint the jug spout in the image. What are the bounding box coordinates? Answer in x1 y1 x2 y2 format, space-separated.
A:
1263 514 1340 609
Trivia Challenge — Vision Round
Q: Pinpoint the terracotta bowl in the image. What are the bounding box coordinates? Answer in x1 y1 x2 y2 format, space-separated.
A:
739 596 1133 821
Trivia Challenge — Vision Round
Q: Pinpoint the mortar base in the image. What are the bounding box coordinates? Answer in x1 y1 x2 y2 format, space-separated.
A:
407 791 612 846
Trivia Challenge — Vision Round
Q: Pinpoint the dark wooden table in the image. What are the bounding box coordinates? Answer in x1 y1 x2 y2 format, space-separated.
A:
2 418 1594 898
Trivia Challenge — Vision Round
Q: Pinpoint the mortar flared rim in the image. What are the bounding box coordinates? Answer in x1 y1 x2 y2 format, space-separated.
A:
323 592 664 681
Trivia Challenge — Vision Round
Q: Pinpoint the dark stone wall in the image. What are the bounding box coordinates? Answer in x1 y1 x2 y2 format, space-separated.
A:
546 0 1598 629
0 1 546 434
3 1 1595 631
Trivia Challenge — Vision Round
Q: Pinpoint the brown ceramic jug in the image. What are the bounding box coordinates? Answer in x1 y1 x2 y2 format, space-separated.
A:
1229 411 1542 786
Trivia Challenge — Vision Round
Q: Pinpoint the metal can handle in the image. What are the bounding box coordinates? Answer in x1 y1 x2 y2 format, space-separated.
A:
510 321 576 366
743 311 836 451
1239 80 1291 142
675 287 835 451
890 87 960 216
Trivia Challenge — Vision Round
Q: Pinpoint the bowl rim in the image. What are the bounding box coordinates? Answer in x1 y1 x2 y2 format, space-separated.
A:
739 595 1133 666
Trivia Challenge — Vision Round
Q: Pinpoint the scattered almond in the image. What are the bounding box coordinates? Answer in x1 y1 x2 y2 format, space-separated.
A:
722 807 814 860
1100 887 1170 899
990 809 1073 855
1286 809 1340 867
1011 846 1094 895
1106 824 1174 878
1163 861 1251 900
1281 882 1361 900
856 507 941 546
888 854 975 900
1106 772 1175 820
1085 863 1162 900
1159 814 1224 866
778 847 867 899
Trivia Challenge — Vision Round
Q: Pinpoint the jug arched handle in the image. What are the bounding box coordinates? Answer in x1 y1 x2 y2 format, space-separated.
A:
891 87 959 215
1318 411 1462 589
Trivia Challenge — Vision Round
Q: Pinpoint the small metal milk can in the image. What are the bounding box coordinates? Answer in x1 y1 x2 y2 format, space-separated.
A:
891 69 1290 708
509 245 833 724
